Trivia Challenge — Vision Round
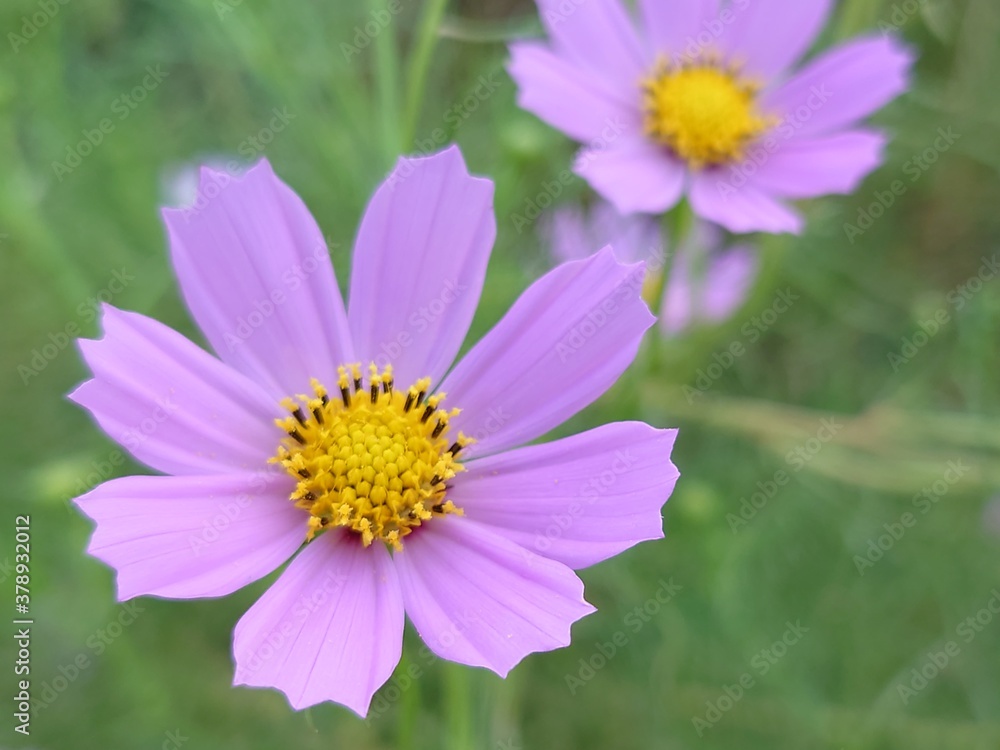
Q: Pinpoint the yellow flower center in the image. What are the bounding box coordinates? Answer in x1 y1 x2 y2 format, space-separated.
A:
272 364 471 550
642 60 773 168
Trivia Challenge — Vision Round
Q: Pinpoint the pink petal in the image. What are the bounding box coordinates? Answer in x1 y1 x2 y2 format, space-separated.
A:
439 249 654 458
639 0 720 60
451 422 678 569
233 531 404 716
723 0 833 79
575 136 687 215
763 36 914 139
750 130 886 198
660 250 696 336
700 244 758 321
394 517 595 676
689 169 804 234
537 0 648 91
508 42 641 143
162 159 354 401
74 472 305 600
69 305 281 476
347 146 495 387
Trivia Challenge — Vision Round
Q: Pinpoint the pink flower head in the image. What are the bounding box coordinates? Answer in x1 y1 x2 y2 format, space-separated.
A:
70 146 679 716
509 0 915 234
545 202 757 335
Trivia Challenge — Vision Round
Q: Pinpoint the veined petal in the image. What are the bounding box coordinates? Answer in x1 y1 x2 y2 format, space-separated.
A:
163 159 354 401
452 423 678 569
440 249 654 458
394 517 594 676
70 305 281 476
233 531 404 716
347 146 495 387
509 42 641 143
74 472 305 600
763 35 914 139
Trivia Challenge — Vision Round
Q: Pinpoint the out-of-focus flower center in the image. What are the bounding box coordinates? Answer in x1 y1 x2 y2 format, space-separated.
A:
642 60 772 168
272 364 470 550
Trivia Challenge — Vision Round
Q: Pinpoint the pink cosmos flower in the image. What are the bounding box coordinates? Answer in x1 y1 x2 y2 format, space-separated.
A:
546 202 757 336
70 146 679 716
509 0 914 234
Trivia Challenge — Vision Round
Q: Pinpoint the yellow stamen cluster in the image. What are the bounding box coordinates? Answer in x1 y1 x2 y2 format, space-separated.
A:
642 58 773 168
272 364 472 550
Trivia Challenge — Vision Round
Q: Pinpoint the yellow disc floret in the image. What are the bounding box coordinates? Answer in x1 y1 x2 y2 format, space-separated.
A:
272 364 472 550
642 59 774 168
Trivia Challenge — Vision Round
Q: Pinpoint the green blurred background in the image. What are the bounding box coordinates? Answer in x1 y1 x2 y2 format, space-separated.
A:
3 0 1000 748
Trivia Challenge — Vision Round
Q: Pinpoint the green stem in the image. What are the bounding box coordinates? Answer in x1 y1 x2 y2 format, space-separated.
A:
444 661 473 750
400 0 450 151
370 0 403 167
395 651 420 750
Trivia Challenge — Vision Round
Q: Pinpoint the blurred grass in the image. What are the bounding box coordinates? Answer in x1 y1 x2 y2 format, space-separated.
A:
2 0 1000 748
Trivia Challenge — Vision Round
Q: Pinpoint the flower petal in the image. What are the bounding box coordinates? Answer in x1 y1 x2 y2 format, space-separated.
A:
536 0 647 90
508 42 641 143
347 146 495 387
74 472 305 600
233 531 404 716
660 250 696 335
763 35 914 139
689 169 804 234
394 517 594 676
750 130 886 198
575 137 687 215
439 248 654 458
452 422 678 569
69 305 281 476
162 159 354 401
639 0 719 59
700 244 758 321
723 0 833 79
